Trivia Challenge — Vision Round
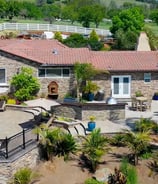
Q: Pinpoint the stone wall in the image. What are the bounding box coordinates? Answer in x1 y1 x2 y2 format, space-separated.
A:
51 102 126 121
1 51 158 100
0 148 39 184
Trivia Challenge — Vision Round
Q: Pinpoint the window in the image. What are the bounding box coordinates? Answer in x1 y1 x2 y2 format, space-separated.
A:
0 69 6 84
144 73 151 83
38 68 70 78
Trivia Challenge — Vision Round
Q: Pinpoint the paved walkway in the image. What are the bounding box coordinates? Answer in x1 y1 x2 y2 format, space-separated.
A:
0 110 34 139
0 100 158 139
92 100 158 133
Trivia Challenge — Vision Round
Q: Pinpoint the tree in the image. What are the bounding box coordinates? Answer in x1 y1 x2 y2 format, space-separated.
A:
0 0 6 18
42 4 61 24
80 128 109 172
92 4 105 28
61 5 78 24
10 67 40 101
78 6 93 27
54 31 63 42
74 62 99 100
110 7 144 35
113 28 138 50
88 29 104 51
123 130 151 165
5 0 21 20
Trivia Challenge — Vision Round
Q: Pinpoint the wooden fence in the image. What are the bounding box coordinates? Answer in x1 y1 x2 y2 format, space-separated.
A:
0 23 111 36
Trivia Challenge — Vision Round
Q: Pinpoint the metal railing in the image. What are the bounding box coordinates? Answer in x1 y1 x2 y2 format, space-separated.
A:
0 128 38 160
0 23 111 36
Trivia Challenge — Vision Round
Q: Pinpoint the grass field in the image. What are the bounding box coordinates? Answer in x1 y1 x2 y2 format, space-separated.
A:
101 0 149 6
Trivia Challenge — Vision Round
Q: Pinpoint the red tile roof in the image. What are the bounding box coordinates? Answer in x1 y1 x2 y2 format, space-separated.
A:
0 39 158 71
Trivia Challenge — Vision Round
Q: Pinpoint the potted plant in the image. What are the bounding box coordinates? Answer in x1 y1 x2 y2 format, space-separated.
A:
153 92 158 100
135 90 143 97
88 115 96 131
83 80 100 101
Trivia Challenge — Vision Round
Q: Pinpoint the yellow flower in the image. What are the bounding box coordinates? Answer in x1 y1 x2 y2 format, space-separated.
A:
89 115 96 122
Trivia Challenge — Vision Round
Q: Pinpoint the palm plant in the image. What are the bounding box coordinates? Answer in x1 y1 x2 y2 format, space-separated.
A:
135 118 157 132
34 124 77 161
123 130 151 165
80 128 109 172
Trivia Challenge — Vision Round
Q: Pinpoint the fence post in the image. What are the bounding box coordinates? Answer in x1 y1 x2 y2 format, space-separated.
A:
5 137 8 159
23 129 25 149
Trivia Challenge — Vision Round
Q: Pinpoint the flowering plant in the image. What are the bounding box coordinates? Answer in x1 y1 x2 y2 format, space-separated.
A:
89 115 96 122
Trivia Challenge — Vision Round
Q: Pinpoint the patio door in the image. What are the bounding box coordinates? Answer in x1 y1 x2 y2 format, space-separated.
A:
111 75 131 98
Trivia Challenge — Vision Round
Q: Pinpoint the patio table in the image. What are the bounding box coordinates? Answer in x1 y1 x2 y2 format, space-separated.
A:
136 97 148 111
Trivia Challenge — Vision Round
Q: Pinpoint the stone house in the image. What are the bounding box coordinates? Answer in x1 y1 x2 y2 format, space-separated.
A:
0 39 158 101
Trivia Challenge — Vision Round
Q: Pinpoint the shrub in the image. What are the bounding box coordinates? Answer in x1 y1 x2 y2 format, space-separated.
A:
109 134 126 147
63 33 87 48
54 31 63 42
135 118 158 133
108 167 126 184
0 95 8 102
120 158 138 184
10 67 40 101
10 167 38 184
85 178 104 184
7 99 16 105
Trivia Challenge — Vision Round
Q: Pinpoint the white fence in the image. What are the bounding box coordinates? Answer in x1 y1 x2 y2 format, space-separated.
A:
0 23 111 36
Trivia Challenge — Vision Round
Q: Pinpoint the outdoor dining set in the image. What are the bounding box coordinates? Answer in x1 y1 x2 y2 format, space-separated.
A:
131 96 152 111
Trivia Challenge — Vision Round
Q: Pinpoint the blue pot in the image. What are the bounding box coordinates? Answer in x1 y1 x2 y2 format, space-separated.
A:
88 121 96 131
88 93 94 101
153 95 158 100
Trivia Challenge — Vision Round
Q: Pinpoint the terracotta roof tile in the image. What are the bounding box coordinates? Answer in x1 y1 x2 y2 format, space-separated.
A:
0 39 158 71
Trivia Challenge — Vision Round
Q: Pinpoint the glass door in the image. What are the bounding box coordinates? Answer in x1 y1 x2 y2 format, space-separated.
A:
111 76 131 98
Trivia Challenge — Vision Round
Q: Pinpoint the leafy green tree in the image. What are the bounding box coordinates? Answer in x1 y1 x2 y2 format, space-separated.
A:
10 67 40 101
80 128 109 172
74 62 99 100
78 6 93 27
42 4 61 24
113 28 138 50
0 0 6 18
61 5 78 24
5 0 21 20
88 29 104 51
123 130 151 165
110 7 144 35
19 2 42 20
92 4 105 28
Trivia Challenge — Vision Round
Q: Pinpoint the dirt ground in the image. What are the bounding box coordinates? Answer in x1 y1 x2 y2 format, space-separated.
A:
34 146 158 184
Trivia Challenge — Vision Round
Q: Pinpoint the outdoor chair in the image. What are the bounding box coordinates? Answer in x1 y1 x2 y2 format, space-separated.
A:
143 98 152 111
131 97 138 111
0 100 6 111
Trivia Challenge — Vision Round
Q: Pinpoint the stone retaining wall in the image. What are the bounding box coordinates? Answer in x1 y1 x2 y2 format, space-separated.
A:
51 102 126 121
0 148 39 184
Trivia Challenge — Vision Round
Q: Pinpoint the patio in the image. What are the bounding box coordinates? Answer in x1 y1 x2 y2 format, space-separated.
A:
0 100 158 139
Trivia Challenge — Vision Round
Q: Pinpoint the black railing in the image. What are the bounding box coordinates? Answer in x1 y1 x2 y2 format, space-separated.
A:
0 128 38 159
